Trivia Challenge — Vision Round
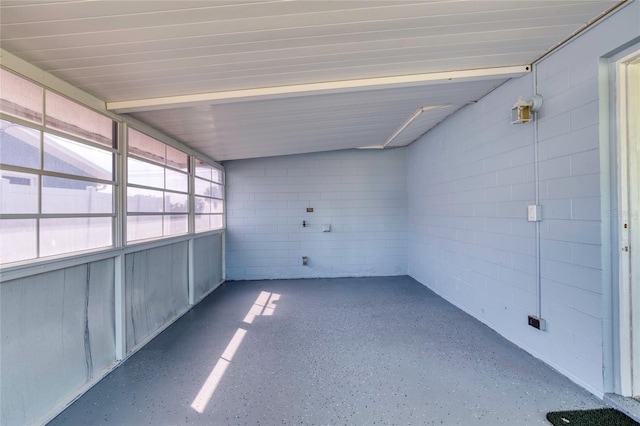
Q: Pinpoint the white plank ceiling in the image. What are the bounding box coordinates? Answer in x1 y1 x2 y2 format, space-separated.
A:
0 0 623 161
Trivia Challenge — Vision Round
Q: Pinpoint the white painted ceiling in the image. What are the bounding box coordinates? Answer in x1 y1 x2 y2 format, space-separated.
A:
0 0 622 161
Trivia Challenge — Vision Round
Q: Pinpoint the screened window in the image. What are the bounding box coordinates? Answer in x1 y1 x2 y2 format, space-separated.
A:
127 128 190 242
194 159 224 232
0 68 42 124
0 71 117 265
1 69 225 265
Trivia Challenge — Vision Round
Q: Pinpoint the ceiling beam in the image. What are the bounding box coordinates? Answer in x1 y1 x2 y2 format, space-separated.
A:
107 65 530 113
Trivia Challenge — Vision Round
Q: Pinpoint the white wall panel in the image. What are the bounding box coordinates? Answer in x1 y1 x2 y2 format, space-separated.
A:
193 232 224 301
1 259 115 426
125 242 188 352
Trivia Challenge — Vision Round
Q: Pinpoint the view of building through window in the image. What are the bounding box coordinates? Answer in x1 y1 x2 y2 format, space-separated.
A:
0 69 224 265
0 68 117 264
127 128 190 242
195 159 225 232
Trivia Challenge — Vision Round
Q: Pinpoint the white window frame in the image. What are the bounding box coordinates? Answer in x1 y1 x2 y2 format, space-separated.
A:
125 126 191 243
0 70 119 266
0 69 225 280
193 157 225 234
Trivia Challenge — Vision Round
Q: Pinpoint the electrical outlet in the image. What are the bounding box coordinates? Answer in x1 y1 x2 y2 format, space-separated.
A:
528 315 546 331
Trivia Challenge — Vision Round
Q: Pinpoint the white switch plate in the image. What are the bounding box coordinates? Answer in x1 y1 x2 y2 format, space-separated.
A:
322 224 331 232
528 205 542 222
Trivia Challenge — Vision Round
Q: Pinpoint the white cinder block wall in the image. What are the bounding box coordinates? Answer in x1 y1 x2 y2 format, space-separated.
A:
225 149 407 280
407 2 639 397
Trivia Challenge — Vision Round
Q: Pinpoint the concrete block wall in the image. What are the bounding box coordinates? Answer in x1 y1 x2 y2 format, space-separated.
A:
407 2 639 397
534 2 639 394
407 73 539 359
225 149 407 280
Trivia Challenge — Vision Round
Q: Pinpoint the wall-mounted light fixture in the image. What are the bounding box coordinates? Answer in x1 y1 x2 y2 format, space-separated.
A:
511 95 543 124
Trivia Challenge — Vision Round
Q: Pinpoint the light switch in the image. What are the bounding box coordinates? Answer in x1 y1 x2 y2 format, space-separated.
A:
322 224 331 232
528 205 542 222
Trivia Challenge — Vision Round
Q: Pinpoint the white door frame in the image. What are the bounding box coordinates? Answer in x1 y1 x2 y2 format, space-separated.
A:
616 48 640 397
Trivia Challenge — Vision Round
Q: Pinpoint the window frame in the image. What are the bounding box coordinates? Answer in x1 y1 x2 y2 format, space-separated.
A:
0 68 226 270
193 157 226 234
125 126 191 243
1 75 119 265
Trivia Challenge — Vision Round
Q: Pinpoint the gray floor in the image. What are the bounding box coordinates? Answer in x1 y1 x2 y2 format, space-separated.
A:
49 276 604 425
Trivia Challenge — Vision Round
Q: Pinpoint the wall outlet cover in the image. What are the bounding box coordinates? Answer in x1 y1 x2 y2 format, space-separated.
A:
527 205 542 222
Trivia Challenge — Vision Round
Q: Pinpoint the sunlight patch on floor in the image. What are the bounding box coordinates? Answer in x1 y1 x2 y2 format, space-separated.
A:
191 291 280 413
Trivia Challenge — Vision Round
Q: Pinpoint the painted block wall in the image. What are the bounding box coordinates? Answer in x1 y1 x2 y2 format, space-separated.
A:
225 149 407 280
407 2 640 397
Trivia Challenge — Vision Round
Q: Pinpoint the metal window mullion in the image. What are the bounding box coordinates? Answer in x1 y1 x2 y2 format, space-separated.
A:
188 155 195 304
129 210 188 216
42 169 115 186
1 118 113 157
127 152 164 169
1 164 116 187
43 127 118 154
189 155 195 234
35 129 41 257
0 114 118 155
36 126 43 258
128 212 187 216
41 84 46 126
222 170 226 231
117 122 127 248
115 122 127 360
161 156 166 233
126 183 189 196
194 194 224 201
0 164 42 175
0 113 42 130
1 213 115 220
128 153 189 176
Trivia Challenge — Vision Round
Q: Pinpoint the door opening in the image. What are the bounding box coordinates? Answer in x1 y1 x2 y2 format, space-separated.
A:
617 49 640 398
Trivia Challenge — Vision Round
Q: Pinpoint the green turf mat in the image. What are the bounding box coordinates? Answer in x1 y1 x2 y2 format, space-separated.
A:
547 408 639 426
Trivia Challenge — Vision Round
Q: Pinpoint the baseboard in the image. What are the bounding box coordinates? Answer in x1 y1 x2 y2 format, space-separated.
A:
410 275 605 399
604 393 640 423
193 279 225 305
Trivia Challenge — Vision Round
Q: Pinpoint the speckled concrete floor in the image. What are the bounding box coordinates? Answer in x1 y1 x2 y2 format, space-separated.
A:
49 276 604 425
